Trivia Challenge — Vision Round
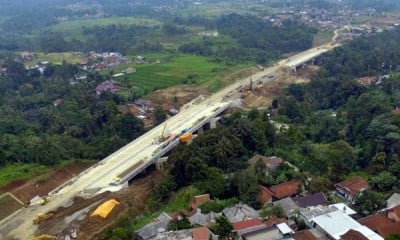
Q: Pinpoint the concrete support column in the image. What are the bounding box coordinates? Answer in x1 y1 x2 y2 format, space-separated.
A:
155 157 168 170
210 117 221 129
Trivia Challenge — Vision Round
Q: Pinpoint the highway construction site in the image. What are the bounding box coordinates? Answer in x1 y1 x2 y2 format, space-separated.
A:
0 44 333 240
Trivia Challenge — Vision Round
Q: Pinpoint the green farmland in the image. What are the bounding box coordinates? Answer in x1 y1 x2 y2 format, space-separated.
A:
111 54 233 94
51 17 161 32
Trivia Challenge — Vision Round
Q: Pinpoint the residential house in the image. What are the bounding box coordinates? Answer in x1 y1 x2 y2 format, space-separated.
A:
357 76 378 85
358 206 400 238
192 227 211 240
136 55 145 63
135 212 172 240
392 107 400 115
95 81 120 95
222 203 260 223
125 67 136 74
248 155 283 171
188 208 222 226
293 192 328 208
386 193 400 208
233 218 265 237
272 197 299 217
292 230 318 240
233 218 286 240
299 204 356 228
276 223 294 236
311 210 383 240
340 229 369 240
241 227 282 240
269 180 300 200
258 185 273 205
265 217 287 228
334 177 368 202
156 229 192 240
190 194 211 210
53 99 63 107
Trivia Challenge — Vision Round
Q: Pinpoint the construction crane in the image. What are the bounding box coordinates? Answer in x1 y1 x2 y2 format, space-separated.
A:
158 123 170 142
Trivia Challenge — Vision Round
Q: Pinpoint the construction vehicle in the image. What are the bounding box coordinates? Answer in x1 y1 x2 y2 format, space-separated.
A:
109 176 121 186
179 132 192 144
39 196 50 205
158 123 171 142
33 213 54 225
32 234 55 240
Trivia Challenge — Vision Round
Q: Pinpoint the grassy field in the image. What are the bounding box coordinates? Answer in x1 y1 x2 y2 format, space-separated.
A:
313 30 334 47
0 164 50 188
26 52 84 67
0 194 23 220
51 17 161 32
110 54 229 95
176 2 278 17
352 15 370 24
131 186 198 231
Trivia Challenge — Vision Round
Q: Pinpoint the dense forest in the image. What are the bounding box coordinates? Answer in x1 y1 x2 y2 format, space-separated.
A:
0 60 144 166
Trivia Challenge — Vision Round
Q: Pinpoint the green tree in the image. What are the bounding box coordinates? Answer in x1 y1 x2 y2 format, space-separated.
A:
354 190 386 215
370 171 397 192
212 216 233 239
153 107 167 126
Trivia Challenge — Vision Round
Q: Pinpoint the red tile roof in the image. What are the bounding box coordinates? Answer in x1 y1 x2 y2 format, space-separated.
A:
190 194 211 209
292 230 318 240
359 208 400 238
192 227 210 240
265 217 287 228
340 229 369 240
269 180 300 199
379 223 400 238
232 218 264 231
392 107 400 115
259 185 273 204
389 205 400 222
335 177 368 198
359 213 393 232
357 76 378 85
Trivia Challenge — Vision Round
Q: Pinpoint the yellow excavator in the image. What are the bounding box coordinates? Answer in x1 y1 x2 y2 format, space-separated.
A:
32 234 55 240
33 213 54 225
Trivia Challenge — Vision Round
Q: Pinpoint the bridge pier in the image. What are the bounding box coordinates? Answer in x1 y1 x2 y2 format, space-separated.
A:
210 117 221 129
155 157 168 170
197 126 204 134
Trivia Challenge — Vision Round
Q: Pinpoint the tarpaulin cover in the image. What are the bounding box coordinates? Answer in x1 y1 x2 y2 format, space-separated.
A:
91 199 120 218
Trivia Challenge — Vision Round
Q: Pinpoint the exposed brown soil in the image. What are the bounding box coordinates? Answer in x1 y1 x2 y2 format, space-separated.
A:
148 85 208 108
34 167 168 240
1 162 94 204
242 65 318 108
0 194 23 220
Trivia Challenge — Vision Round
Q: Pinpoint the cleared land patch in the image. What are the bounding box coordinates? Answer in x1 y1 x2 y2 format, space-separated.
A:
0 193 23 221
26 52 84 67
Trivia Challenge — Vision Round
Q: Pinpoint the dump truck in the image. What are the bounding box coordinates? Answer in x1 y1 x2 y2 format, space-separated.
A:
33 213 54 225
179 132 192 144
